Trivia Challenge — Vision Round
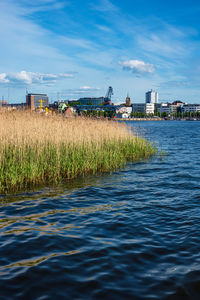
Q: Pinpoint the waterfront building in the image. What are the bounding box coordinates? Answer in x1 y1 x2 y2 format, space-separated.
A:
172 101 184 106
182 104 200 113
146 90 159 104
146 103 155 114
116 106 132 118
132 103 145 114
26 93 49 111
132 103 154 115
79 97 105 106
157 102 182 116
68 97 104 106
157 103 171 116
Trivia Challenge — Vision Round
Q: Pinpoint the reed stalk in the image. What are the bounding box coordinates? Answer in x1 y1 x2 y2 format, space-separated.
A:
0 111 156 193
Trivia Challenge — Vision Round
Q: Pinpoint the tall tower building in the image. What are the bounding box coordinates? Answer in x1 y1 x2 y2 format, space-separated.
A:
145 90 158 104
126 94 131 106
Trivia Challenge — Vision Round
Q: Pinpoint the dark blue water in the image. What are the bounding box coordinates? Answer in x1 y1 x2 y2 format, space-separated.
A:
1 121 200 300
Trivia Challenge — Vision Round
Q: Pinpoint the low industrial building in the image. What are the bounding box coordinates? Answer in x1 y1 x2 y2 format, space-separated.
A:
77 97 105 106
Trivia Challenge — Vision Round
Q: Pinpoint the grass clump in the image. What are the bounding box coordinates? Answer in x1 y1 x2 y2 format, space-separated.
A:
0 111 156 193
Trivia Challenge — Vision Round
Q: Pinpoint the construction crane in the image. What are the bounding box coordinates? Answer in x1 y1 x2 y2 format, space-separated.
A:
39 99 45 110
105 86 113 101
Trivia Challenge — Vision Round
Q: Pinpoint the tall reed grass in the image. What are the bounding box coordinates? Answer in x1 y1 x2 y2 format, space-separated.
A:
0 111 156 193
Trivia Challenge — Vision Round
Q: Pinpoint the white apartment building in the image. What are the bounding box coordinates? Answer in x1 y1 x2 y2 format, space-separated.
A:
132 103 154 115
146 103 155 114
146 90 159 104
157 103 171 115
157 103 180 116
182 104 200 113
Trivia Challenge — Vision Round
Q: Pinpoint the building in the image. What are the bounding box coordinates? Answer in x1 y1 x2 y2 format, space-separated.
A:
116 106 132 118
78 97 105 106
172 101 184 106
132 103 154 115
0 100 8 106
132 103 145 114
64 107 75 117
146 103 155 114
26 93 49 110
1 102 27 110
126 94 131 106
157 103 171 116
157 102 182 116
182 104 200 113
146 90 158 104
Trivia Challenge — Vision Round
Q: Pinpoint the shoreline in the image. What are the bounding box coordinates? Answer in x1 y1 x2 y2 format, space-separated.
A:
113 118 164 121
113 118 200 121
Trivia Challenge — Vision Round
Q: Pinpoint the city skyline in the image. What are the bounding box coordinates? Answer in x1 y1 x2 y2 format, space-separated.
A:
1 0 200 103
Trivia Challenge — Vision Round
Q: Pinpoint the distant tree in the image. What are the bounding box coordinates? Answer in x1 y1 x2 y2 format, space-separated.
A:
154 108 159 116
161 112 168 118
97 110 104 118
69 102 81 107
81 110 87 117
92 110 97 117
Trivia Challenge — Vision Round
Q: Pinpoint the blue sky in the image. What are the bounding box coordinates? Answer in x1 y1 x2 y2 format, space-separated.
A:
1 0 200 103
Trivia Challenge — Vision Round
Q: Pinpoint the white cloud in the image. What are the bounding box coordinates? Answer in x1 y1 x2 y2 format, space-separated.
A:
119 60 155 74
0 71 74 86
79 86 100 91
0 73 9 83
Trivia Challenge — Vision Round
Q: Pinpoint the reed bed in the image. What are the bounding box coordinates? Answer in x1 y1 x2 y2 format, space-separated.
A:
0 111 156 193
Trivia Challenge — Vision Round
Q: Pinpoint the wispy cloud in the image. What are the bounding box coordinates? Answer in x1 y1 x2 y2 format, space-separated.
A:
96 25 113 33
60 86 101 98
0 71 73 86
58 36 93 50
137 33 188 59
119 60 155 74
92 0 119 13
12 0 67 15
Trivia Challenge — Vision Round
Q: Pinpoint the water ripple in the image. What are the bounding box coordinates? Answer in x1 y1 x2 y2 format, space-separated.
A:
1 121 200 299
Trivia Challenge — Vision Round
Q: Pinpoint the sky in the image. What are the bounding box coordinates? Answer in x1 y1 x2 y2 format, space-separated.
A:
1 0 200 103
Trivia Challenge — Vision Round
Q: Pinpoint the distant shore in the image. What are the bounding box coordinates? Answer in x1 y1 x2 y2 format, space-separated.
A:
113 118 164 121
113 118 200 121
